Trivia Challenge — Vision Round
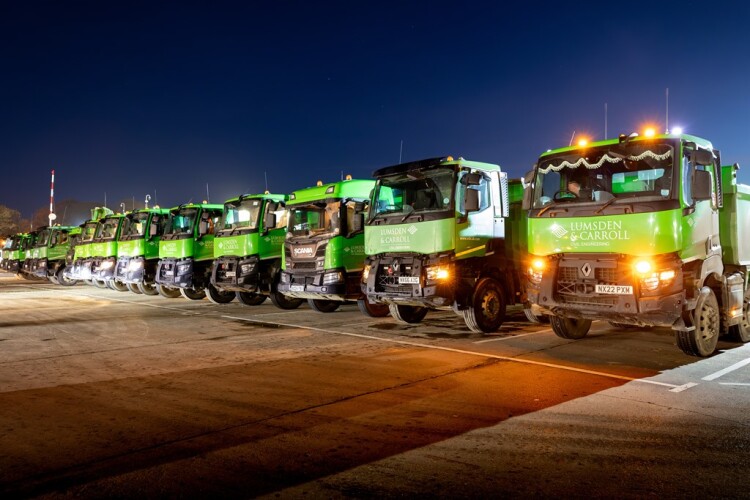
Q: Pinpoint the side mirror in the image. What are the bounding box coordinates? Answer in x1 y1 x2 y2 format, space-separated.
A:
263 212 276 233
522 184 532 211
465 188 480 213
523 169 535 185
692 169 712 201
350 213 364 234
149 222 158 238
462 172 482 186
198 219 209 236
690 149 714 167
354 201 366 213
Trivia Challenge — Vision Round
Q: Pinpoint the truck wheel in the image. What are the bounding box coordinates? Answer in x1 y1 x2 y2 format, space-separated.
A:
93 279 108 289
140 281 160 296
236 291 267 306
156 284 181 298
56 267 77 286
463 277 506 333
389 304 428 324
48 275 60 285
180 288 206 300
270 290 304 310
308 299 340 313
358 297 389 317
730 288 750 343
677 287 720 357
206 284 235 304
523 307 548 324
110 279 129 292
550 316 592 339
128 283 143 294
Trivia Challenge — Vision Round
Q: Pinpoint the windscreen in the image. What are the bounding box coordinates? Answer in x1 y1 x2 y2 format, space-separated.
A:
165 208 198 236
370 167 454 219
221 198 262 233
35 229 51 247
81 222 98 242
121 212 150 239
95 217 121 241
287 200 341 238
533 141 675 209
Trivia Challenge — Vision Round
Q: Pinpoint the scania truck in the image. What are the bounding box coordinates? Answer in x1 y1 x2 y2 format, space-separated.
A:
89 213 126 290
155 203 223 299
68 207 113 282
361 156 525 332
210 193 293 306
278 178 389 315
524 131 750 357
27 225 80 285
114 207 170 294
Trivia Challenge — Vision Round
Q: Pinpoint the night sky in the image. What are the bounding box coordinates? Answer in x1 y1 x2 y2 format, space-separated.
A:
1 1 749 219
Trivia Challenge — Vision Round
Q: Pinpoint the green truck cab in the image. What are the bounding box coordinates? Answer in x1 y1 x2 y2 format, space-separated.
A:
361 156 525 332
155 203 223 299
524 131 750 356
68 207 114 282
210 193 289 306
18 232 38 278
26 225 80 285
89 214 126 289
3 233 31 274
278 178 388 316
114 208 171 295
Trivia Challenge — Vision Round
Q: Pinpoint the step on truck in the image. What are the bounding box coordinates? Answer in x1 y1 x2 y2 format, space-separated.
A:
26 225 80 285
210 193 292 306
89 213 127 290
113 207 171 295
524 131 750 357
361 156 525 332
278 178 389 315
155 203 223 299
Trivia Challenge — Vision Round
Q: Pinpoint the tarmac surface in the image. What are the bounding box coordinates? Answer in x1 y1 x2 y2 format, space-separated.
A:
0 272 748 498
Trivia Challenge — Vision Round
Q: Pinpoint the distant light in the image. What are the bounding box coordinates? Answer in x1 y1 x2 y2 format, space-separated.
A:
643 127 656 138
577 138 589 147
672 126 683 135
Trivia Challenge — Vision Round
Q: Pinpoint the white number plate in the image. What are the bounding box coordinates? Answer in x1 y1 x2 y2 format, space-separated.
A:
290 284 304 292
398 276 420 284
595 285 633 295
225 271 236 277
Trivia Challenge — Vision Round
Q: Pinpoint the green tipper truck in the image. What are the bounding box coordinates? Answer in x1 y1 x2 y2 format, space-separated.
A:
361 156 525 332
89 214 126 289
26 225 80 285
155 203 223 299
278 178 388 315
68 207 113 282
114 208 171 295
3 233 32 275
524 131 750 356
210 193 290 306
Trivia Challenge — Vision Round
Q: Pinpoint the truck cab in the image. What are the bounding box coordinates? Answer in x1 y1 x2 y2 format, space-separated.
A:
114 208 171 294
525 131 749 356
89 214 126 288
27 225 78 284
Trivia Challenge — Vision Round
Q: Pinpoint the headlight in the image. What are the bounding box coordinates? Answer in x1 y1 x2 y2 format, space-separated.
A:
361 264 371 282
177 263 191 274
527 258 545 285
240 263 255 275
425 265 450 281
280 272 289 283
633 260 677 292
100 260 115 270
323 271 344 284
128 260 144 271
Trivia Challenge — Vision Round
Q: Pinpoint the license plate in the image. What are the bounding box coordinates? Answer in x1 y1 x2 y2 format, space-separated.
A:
595 284 633 295
290 284 304 292
225 271 236 277
398 276 420 284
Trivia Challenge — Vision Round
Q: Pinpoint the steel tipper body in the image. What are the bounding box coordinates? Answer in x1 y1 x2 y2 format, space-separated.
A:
524 132 750 356
27 225 80 285
361 156 523 332
210 193 289 306
113 208 171 294
155 203 223 299
278 179 388 315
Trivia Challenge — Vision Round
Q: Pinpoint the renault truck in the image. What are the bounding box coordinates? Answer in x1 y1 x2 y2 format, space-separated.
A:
114 207 170 294
27 225 80 285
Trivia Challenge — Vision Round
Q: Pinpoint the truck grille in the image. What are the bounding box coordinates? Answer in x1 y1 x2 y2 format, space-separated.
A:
555 260 632 310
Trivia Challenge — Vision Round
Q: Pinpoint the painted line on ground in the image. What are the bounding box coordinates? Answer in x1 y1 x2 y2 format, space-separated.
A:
222 315 680 389
702 357 750 381
473 329 551 343
669 382 699 393
718 383 750 386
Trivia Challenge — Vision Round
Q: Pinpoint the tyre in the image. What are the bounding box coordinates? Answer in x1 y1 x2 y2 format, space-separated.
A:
93 279 108 289
358 297 390 317
139 281 160 296
156 284 181 298
48 276 60 285
180 287 206 300
389 304 428 324
730 288 750 343
128 283 143 294
308 299 340 313
676 287 720 357
524 307 549 324
110 279 129 292
463 277 506 333
270 290 304 310
608 322 638 329
550 316 592 339
56 267 77 286
236 291 267 306
206 284 235 304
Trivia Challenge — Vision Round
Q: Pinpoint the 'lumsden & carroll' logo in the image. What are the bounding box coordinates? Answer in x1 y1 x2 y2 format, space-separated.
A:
550 220 630 246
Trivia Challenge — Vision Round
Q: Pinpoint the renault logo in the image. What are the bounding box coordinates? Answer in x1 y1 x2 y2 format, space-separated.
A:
581 263 592 277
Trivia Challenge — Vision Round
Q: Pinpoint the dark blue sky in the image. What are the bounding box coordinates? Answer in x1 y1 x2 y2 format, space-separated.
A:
1 1 749 218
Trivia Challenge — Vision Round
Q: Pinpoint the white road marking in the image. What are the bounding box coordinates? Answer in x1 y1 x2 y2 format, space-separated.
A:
701 358 750 381
718 383 750 386
473 329 551 343
669 382 699 393
222 315 680 389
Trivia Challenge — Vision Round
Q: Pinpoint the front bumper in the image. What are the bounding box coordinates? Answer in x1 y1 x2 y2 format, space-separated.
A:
277 268 355 301
91 257 117 280
156 258 194 289
361 254 455 308
211 256 261 293
114 256 147 284
30 258 49 278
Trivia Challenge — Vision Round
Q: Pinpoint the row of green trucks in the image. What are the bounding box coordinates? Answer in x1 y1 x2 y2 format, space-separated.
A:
3 132 748 358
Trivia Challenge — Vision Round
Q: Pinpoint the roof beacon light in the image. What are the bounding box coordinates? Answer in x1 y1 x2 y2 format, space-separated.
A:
577 138 589 147
672 126 683 135
316 180 323 186
345 174 352 180
644 127 656 138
